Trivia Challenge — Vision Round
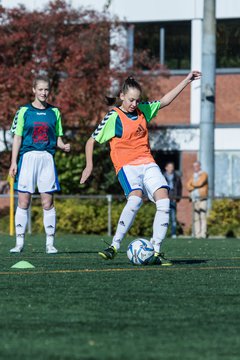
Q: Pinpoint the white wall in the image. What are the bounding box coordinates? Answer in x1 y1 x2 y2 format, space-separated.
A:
216 0 240 19
109 0 204 22
150 127 240 151
1 0 107 12
2 0 240 20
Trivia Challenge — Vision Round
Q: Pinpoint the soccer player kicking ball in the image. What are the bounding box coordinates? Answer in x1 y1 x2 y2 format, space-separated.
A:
9 75 70 254
80 71 201 264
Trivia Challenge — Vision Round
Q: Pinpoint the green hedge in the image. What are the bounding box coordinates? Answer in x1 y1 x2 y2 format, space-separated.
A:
4 198 240 237
0 199 175 236
207 199 240 237
28 198 240 237
30 198 157 237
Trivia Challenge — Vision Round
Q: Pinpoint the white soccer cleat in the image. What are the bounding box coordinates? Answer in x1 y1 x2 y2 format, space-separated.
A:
46 245 58 254
10 245 23 253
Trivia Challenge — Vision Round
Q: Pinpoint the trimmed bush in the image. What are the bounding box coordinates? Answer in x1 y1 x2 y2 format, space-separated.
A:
208 199 240 237
0 198 180 237
8 198 240 237
29 198 158 236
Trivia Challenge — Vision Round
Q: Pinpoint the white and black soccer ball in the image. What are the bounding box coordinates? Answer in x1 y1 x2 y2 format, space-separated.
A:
127 238 154 265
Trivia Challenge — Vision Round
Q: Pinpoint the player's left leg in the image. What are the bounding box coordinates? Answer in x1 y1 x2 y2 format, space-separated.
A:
41 193 58 254
150 188 172 265
143 163 172 265
37 152 60 254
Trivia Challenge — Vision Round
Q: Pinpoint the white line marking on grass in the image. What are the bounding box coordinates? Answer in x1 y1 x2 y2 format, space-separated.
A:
1 265 240 276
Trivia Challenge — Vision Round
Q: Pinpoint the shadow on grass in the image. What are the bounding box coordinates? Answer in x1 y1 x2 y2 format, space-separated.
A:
58 250 128 255
58 251 98 254
171 259 209 265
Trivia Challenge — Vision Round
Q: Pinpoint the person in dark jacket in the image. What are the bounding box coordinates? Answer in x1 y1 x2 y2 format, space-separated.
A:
164 162 182 237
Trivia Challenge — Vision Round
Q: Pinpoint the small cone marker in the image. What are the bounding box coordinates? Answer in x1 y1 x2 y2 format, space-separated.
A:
11 261 35 269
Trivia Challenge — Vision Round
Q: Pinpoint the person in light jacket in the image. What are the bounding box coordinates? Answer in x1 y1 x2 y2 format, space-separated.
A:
187 161 208 238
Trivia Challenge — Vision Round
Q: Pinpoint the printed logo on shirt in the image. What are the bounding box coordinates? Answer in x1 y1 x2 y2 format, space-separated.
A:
136 124 146 137
36 112 46 116
32 122 49 143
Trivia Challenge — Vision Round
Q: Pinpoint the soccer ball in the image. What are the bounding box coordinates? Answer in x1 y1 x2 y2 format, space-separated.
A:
127 238 154 265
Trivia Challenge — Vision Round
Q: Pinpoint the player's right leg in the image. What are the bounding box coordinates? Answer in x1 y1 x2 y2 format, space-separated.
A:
10 192 31 253
99 193 143 260
99 166 144 260
10 152 40 253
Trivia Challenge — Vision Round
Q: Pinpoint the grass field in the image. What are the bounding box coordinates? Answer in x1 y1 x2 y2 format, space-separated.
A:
1 234 240 360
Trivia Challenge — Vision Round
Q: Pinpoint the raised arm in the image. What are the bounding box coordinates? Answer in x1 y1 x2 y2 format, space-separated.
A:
160 70 201 109
80 137 95 184
9 135 22 177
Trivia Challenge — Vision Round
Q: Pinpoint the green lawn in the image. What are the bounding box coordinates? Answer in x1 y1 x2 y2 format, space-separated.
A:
1 235 240 360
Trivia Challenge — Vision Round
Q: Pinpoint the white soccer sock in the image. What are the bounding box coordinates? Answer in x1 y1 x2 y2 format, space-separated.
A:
43 207 56 247
151 198 170 253
111 196 143 250
15 206 28 247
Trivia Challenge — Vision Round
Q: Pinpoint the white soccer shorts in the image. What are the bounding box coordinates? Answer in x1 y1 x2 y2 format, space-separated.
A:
117 162 169 202
15 151 60 194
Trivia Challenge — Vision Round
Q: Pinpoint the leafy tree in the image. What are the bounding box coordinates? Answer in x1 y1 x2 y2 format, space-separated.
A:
0 0 120 176
0 1 120 136
0 0 163 191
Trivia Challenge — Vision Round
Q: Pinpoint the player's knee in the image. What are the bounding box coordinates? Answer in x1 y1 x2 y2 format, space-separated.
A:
156 198 170 214
42 199 54 210
127 195 143 213
18 200 30 209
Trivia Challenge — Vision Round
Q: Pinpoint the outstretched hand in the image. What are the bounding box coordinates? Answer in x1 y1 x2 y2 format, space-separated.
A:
187 70 202 82
80 166 93 184
9 163 17 178
62 143 71 152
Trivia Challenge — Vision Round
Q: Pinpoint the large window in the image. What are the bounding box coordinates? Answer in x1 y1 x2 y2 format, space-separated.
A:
133 19 240 70
153 150 181 173
134 21 191 70
215 152 240 197
217 19 240 68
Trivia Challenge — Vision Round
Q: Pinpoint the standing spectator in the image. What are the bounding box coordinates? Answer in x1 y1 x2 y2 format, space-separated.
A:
187 161 208 238
163 162 182 238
